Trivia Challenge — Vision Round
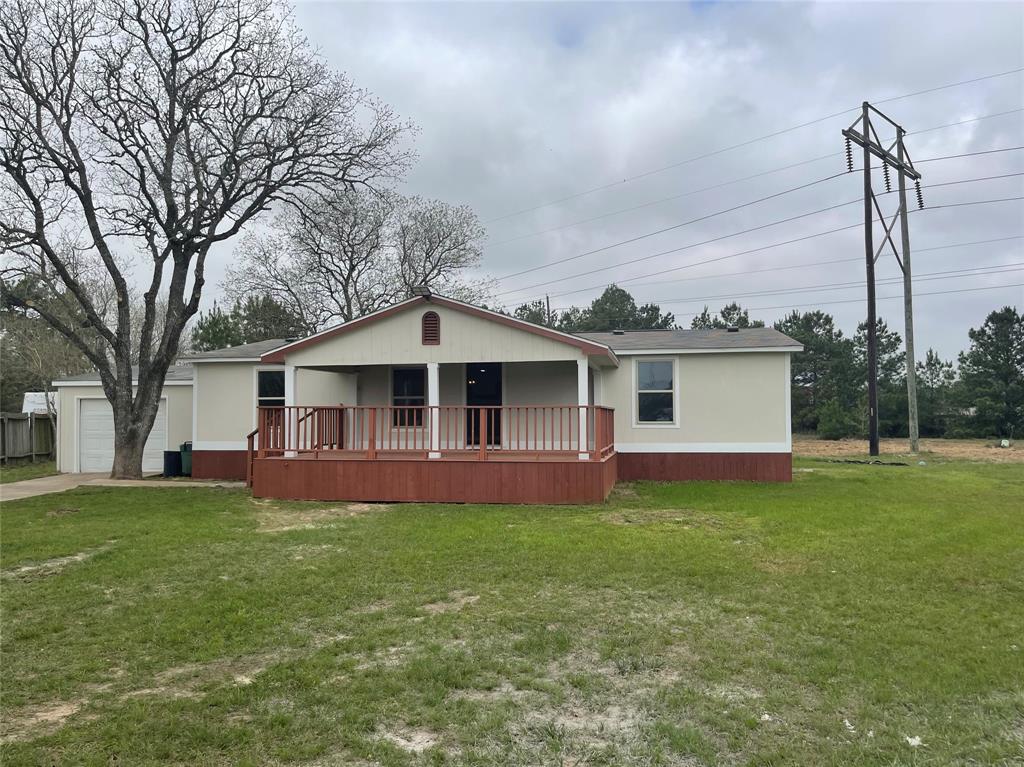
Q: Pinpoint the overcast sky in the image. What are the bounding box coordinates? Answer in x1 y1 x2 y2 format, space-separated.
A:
210 1 1024 359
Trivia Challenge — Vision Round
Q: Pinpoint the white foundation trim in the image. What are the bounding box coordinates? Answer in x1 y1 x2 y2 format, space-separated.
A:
615 442 791 454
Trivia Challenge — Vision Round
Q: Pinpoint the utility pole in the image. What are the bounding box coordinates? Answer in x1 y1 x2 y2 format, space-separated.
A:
842 102 923 456
545 294 552 326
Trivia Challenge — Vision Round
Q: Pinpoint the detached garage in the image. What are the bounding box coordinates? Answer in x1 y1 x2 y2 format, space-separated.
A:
53 367 193 474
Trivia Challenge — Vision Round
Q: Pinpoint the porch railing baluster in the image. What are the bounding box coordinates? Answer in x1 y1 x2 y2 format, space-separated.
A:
254 403 616 463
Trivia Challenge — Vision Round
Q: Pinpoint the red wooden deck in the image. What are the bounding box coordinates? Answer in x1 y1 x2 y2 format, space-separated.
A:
251 452 618 504
238 404 793 503
247 404 618 504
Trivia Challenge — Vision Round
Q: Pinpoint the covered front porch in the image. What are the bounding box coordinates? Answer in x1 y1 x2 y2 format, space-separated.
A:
247 360 618 504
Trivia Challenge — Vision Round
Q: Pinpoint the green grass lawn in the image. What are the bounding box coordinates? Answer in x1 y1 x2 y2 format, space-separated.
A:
1 460 1022 766
0 460 58 484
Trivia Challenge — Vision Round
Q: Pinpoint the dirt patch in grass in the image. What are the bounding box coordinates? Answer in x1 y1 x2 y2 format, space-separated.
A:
122 652 287 701
421 590 480 614
252 499 392 532
554 702 642 737
793 435 1024 463
354 643 417 670
379 727 441 753
2 541 115 580
0 700 84 743
705 682 765 703
451 681 535 704
45 506 80 518
603 508 724 528
609 483 639 499
350 599 392 614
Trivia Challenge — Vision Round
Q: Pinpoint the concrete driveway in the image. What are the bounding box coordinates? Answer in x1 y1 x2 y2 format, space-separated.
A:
0 473 106 502
0 474 246 502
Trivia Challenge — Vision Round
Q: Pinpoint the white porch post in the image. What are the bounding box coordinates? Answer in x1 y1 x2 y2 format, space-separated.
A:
577 358 589 460
427 362 440 458
284 364 297 456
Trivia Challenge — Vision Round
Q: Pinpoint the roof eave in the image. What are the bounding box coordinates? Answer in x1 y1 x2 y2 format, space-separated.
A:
610 345 804 355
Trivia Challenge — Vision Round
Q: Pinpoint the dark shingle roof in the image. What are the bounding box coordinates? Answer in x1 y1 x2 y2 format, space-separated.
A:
180 338 289 361
575 327 801 352
55 365 194 384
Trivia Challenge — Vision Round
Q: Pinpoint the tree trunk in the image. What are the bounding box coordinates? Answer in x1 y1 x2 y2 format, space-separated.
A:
111 418 155 478
109 389 162 478
110 419 148 479
42 381 57 460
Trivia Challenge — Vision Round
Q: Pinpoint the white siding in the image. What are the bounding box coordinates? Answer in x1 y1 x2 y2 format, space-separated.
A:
597 352 791 451
56 384 192 472
283 304 587 367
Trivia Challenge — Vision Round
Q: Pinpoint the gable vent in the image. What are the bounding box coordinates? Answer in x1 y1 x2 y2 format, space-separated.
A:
422 311 440 345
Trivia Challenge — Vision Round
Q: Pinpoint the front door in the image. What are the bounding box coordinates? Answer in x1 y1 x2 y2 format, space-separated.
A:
466 363 502 446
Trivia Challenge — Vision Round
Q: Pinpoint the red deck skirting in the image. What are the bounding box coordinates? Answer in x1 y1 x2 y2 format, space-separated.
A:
192 450 248 481
252 453 618 504
617 452 792 482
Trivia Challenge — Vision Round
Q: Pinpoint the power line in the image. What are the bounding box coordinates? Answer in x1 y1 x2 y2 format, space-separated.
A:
550 263 1024 311
909 107 1024 136
495 186 1024 299
561 280 1024 321
527 231 1024 307
482 67 1024 223
669 281 1024 318
496 172 849 283
487 110 1024 248
493 157 1024 290
638 263 1024 308
616 234 1024 293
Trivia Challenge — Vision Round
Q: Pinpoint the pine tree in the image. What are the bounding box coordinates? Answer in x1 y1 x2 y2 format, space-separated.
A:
955 307 1024 438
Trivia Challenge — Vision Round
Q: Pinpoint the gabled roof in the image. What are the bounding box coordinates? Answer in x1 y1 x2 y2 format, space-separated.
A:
179 298 801 364
577 327 802 353
259 295 617 363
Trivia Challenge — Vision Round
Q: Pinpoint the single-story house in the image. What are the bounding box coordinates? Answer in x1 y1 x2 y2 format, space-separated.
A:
55 293 801 503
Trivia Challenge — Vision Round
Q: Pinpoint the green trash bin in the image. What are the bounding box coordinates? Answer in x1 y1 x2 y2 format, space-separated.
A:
180 441 192 476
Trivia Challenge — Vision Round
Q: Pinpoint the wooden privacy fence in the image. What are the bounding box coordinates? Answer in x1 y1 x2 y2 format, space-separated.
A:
0 412 55 463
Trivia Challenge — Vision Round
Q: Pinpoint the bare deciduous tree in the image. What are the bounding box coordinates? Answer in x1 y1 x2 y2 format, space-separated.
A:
226 189 490 330
0 0 411 477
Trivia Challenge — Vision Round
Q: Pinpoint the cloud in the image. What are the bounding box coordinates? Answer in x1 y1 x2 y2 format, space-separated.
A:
204 1 1024 359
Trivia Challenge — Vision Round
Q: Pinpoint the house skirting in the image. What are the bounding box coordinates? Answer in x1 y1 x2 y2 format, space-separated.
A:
251 453 618 504
617 452 792 483
192 450 248 481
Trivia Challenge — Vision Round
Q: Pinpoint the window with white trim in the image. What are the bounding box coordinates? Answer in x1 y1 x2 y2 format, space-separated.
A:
636 359 674 423
257 370 285 407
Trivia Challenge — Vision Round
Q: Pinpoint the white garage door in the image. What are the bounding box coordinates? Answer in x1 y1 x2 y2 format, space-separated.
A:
79 399 168 473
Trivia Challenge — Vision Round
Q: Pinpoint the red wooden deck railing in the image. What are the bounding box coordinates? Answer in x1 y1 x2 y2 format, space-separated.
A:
253 404 615 461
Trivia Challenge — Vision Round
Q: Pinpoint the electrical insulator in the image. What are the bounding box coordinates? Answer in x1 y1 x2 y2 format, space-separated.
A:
883 163 892 193
845 138 854 172
915 179 924 209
